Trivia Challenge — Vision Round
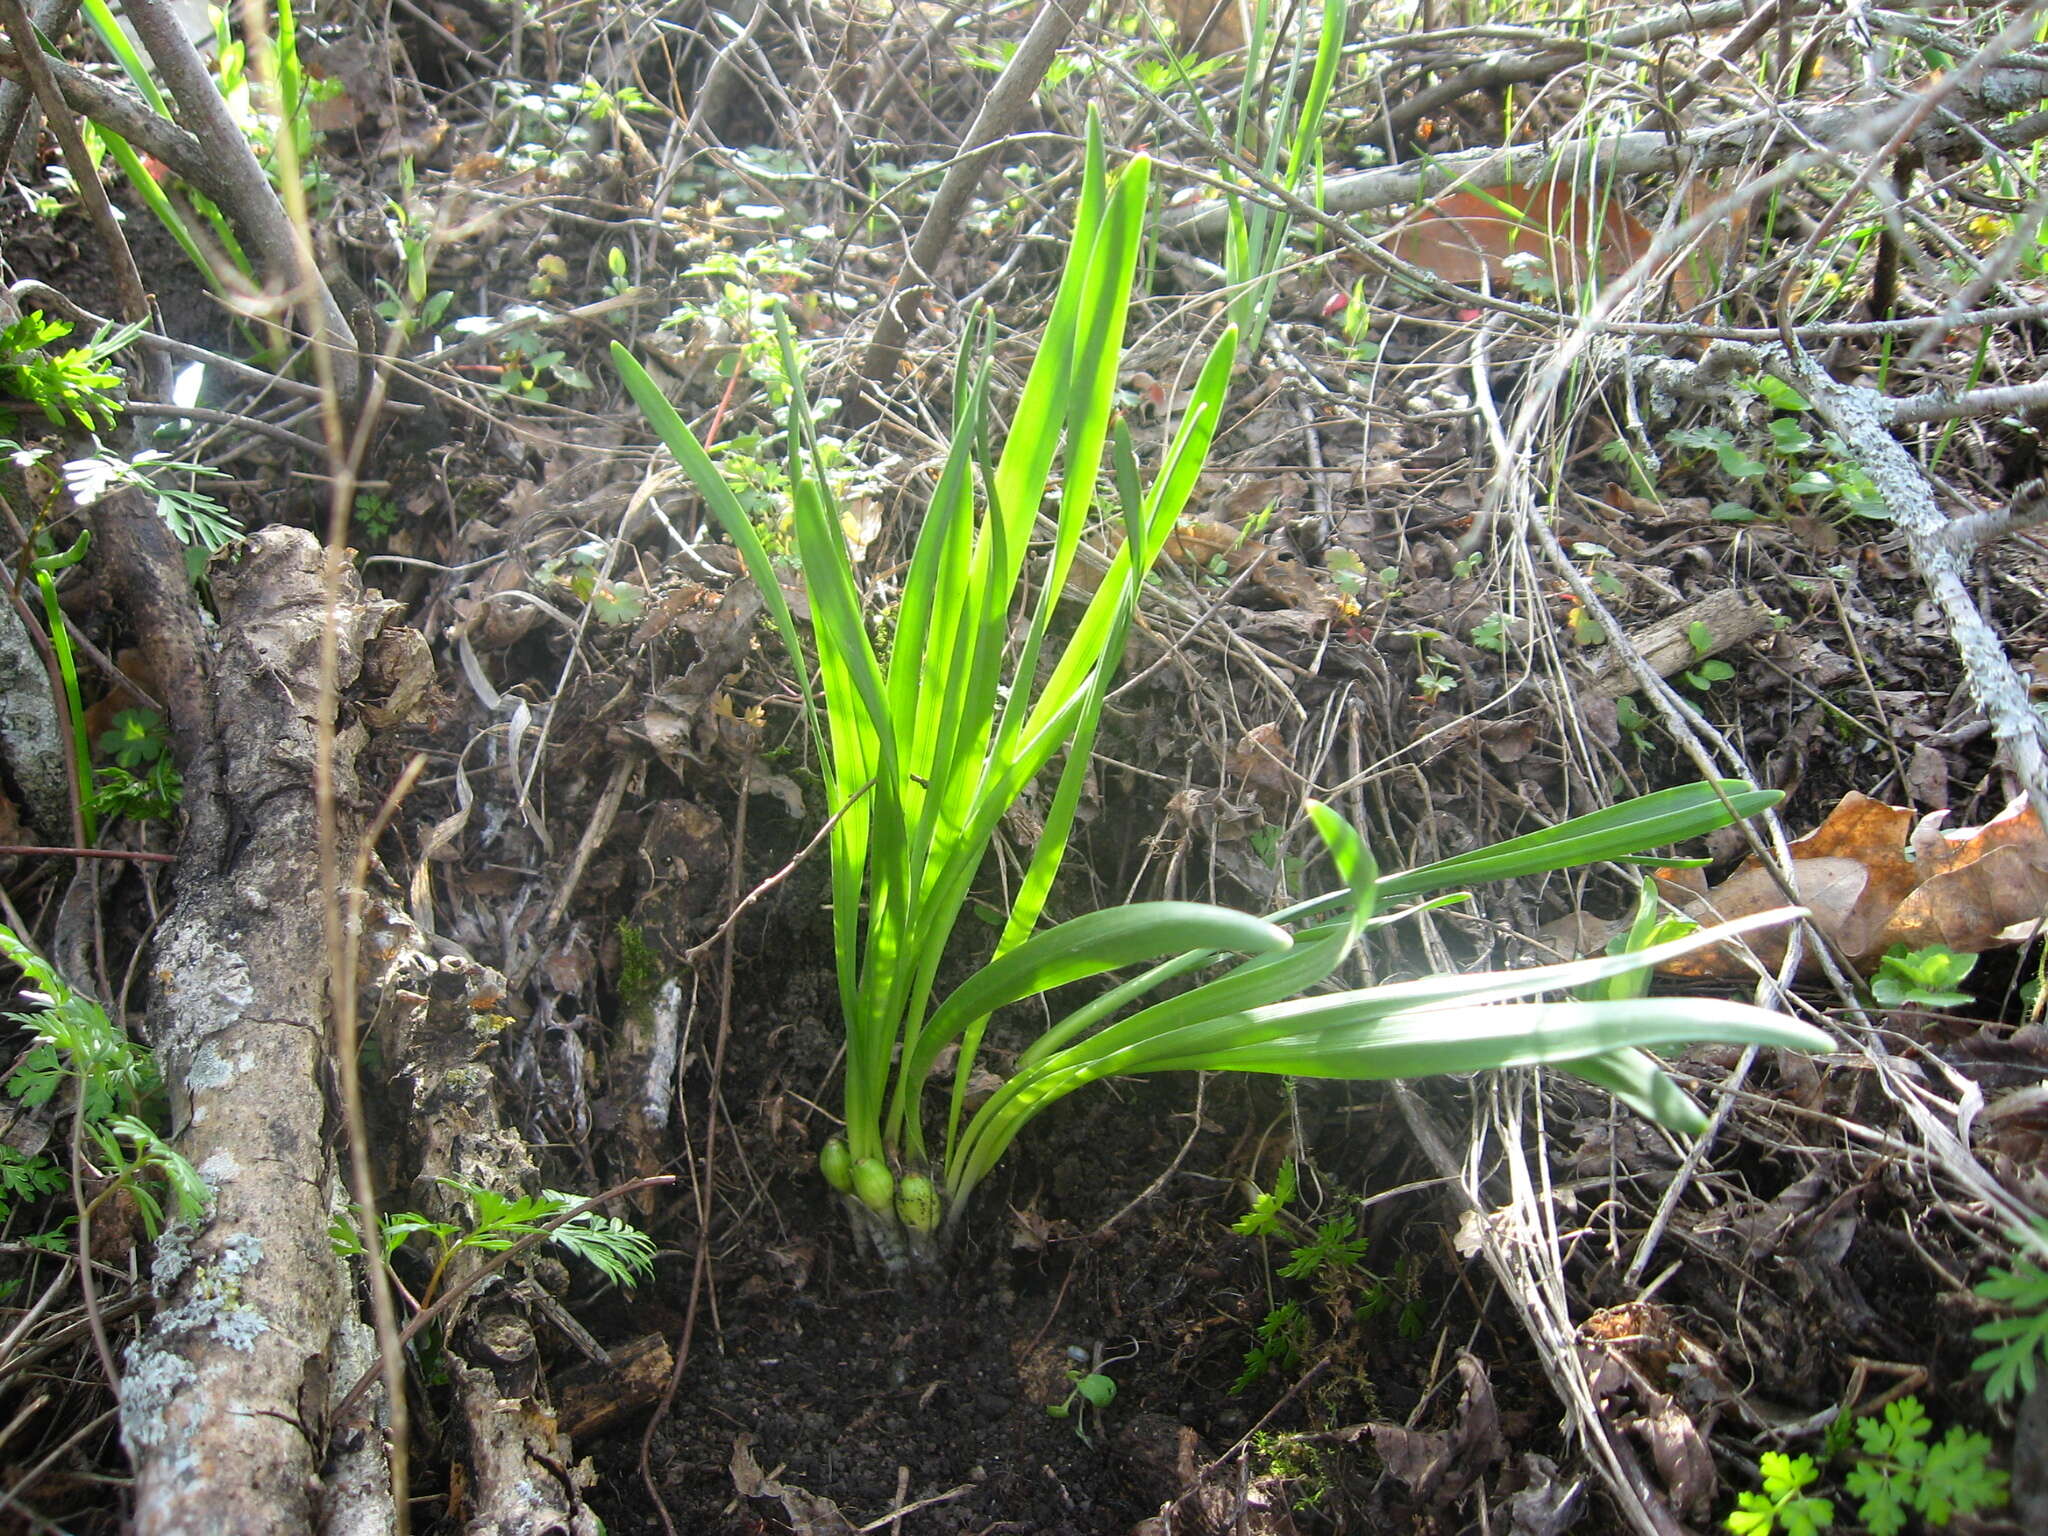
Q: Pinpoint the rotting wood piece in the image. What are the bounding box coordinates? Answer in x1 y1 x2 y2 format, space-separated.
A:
123 527 397 1536
1581 588 1777 701
554 1332 674 1441
360 896 604 1535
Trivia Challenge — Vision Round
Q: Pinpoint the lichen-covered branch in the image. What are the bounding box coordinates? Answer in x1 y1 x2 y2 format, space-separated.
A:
122 528 396 1536
1777 350 2048 826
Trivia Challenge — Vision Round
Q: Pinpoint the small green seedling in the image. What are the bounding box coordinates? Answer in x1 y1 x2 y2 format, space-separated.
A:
1278 1213 1369 1279
1572 542 1629 599
1668 424 1770 482
1228 1166 1418 1389
1870 945 1976 1010
1048 1343 1130 1441
1232 1161 1297 1238
540 543 648 626
1615 695 1654 753
1046 1362 1118 1443
1726 1453 1834 1536
94 707 181 824
1683 621 1737 693
1234 1301 1309 1392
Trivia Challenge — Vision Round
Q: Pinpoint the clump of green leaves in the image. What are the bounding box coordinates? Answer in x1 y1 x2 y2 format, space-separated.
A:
352 491 403 540
94 707 182 824
1683 620 1737 694
539 541 647 626
1724 1398 2007 1536
1615 695 1655 753
1 923 205 1240
619 117 1833 1277
1229 1163 1418 1393
1844 1397 2006 1534
1665 376 1887 524
0 1145 67 1224
0 311 135 431
1870 945 1977 1010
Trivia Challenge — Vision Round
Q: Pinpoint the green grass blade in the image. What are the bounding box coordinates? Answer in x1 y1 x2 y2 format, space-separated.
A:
609 344 809 692
1563 1048 1710 1135
78 0 173 115
1146 999 1832 1079
896 901 1289 1122
987 116 1111 593
96 131 215 282
950 904 1803 1199
1376 782 1781 898
1107 905 1805 1071
1018 328 1237 750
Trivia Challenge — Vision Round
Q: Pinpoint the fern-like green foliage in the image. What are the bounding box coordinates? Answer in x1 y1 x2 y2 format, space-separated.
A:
0 310 134 430
1972 1221 2048 1405
342 1180 659 1306
0 1145 66 1220
1231 1161 1298 1238
1278 1214 1368 1280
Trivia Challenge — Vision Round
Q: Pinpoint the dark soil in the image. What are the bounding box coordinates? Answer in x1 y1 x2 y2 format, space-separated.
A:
590 993 1467 1535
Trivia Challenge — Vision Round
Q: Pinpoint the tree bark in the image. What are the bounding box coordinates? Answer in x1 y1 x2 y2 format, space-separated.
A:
121 527 395 1536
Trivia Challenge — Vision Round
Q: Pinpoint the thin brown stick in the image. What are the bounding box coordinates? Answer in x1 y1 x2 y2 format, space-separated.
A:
848 0 1083 422
0 845 176 863
0 0 149 335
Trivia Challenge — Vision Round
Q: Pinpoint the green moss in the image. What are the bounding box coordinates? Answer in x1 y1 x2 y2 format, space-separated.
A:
1252 1430 1338 1508
616 920 662 1010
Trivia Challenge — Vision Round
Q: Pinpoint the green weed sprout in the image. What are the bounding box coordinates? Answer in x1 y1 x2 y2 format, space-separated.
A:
616 118 1831 1273
1871 945 1977 1011
1046 1358 1119 1444
1844 1396 2006 1534
1724 1397 2008 1536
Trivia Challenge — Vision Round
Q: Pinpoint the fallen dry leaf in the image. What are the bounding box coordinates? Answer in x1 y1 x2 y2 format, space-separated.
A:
1365 1352 1505 1506
1656 790 2048 976
1156 0 1243 58
1382 182 1688 304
